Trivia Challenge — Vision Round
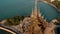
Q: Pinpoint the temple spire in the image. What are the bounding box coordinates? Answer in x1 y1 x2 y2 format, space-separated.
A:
30 0 38 18
34 0 38 17
30 0 41 18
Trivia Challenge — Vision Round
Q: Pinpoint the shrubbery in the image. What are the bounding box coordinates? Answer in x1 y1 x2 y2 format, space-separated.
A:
4 16 25 26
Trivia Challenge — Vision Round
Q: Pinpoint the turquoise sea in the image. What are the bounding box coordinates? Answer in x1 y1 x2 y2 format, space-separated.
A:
0 0 60 34
0 0 60 22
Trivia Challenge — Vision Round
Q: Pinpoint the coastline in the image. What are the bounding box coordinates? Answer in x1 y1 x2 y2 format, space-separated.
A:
42 1 60 13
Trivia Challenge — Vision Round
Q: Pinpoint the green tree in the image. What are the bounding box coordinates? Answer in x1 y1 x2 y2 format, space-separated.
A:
4 16 25 26
4 15 30 26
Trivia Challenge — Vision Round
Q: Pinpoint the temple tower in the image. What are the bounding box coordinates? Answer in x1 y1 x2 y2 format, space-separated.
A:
30 0 43 34
30 0 41 18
